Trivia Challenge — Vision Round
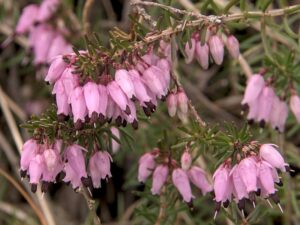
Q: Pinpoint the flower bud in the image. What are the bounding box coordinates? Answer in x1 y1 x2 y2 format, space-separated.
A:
195 42 209 70
208 35 224 65
290 94 300 123
181 151 192 170
226 35 240 59
184 38 196 64
166 93 177 117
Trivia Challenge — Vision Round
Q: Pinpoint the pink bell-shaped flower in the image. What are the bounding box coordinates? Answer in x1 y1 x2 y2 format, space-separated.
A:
257 86 276 126
98 84 108 119
20 139 39 174
129 69 152 105
151 165 169 195
142 66 165 99
60 67 80 97
188 166 212 195
37 0 60 22
28 154 45 186
46 34 72 62
226 35 240 59
238 157 257 193
230 165 248 201
212 164 232 203
257 160 276 196
69 86 87 123
195 42 209 70
208 35 224 65
259 144 288 172
53 79 70 116
184 38 196 64
107 81 130 114
89 151 112 188
45 55 67 84
42 148 63 183
241 74 265 106
172 168 194 203
270 97 288 132
83 82 101 119
115 69 136 99
15 4 39 34
138 152 157 183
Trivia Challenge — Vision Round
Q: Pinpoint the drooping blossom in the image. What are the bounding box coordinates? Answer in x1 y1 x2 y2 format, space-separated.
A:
151 165 169 195
172 168 194 203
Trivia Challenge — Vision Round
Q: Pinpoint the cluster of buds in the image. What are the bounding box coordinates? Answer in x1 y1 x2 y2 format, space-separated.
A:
138 148 212 203
45 44 172 129
166 88 189 123
185 31 239 69
242 73 290 132
15 0 72 65
213 142 289 219
20 138 115 192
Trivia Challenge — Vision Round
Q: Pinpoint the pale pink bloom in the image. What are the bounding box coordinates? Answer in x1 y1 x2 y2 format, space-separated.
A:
257 86 276 125
208 35 224 65
142 66 165 99
111 127 120 154
156 58 171 86
138 152 156 183
31 25 56 64
52 79 70 116
28 154 45 185
166 93 177 117
270 97 288 132
107 81 130 114
63 144 87 188
181 151 192 171
98 84 108 118
188 166 212 195
45 55 67 83
230 165 248 200
241 74 265 105
37 0 60 22
60 67 80 97
42 148 63 182
151 165 169 195
226 35 240 59
46 34 72 62
257 160 276 196
69 86 87 123
172 168 194 202
106 96 117 119
129 69 152 105
259 144 288 172
238 157 257 193
16 4 39 34
213 164 232 203
184 38 196 64
89 151 112 188
20 139 39 173
246 101 259 123
83 82 100 118
290 94 300 122
115 69 135 99
195 42 209 70
177 90 188 115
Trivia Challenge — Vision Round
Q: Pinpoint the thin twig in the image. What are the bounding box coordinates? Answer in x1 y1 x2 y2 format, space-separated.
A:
77 187 101 225
0 168 47 225
82 0 95 34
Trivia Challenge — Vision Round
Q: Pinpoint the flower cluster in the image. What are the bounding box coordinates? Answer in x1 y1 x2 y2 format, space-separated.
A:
185 31 240 69
20 135 116 192
242 73 292 131
213 142 289 219
45 45 172 129
16 0 72 65
166 88 189 122
138 148 212 203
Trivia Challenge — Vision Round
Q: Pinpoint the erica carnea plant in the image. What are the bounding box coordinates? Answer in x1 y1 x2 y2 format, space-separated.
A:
3 0 300 224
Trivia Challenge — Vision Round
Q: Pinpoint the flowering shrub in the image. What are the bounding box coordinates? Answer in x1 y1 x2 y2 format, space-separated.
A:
1 0 300 225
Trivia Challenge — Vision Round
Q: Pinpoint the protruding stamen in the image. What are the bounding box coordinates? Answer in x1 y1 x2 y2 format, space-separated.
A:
277 203 284 213
213 211 218 220
266 199 273 208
